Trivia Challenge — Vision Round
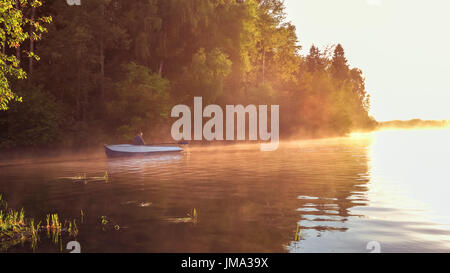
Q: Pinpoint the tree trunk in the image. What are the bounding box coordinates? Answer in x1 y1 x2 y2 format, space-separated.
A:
158 59 164 75
29 6 36 74
158 0 168 76
76 52 81 120
262 44 266 83
158 30 167 76
15 3 21 60
15 47 21 59
99 4 105 104
99 39 105 103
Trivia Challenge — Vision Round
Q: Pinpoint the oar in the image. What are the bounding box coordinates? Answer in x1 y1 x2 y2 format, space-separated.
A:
146 141 189 146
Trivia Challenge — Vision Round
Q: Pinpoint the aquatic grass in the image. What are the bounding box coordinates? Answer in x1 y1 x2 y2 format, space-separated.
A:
19 208 25 226
188 208 198 224
71 220 79 237
46 213 62 231
51 214 61 230
0 197 26 236
0 197 35 250
62 219 79 239
0 194 122 252
29 219 41 240
294 222 302 242
165 208 198 224
0 196 81 251
29 219 41 250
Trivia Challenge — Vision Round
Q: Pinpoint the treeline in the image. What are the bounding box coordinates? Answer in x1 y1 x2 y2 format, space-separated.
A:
0 0 376 148
380 119 450 129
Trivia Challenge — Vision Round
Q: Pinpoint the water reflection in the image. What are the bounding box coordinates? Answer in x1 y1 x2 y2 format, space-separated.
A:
1 130 450 252
288 129 450 253
106 154 183 176
284 138 371 252
362 129 450 251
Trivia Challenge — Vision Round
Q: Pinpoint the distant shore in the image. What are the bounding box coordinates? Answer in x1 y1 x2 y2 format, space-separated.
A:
378 119 450 130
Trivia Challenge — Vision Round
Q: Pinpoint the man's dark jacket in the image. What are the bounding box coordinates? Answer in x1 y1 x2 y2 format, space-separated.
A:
133 135 145 145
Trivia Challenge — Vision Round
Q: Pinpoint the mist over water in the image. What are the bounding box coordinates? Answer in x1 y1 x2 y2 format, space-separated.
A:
1 129 450 252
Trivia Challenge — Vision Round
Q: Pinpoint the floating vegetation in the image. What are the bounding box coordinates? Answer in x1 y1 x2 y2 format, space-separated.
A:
101 216 109 225
80 210 85 223
164 208 198 224
99 216 123 232
121 200 152 207
58 171 110 184
90 171 109 183
103 171 109 182
74 173 87 180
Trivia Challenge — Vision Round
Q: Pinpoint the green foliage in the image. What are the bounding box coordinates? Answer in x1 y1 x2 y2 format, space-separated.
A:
1 0 376 147
331 44 349 81
107 62 170 140
288 44 377 135
247 82 276 105
0 81 62 148
176 48 232 104
0 0 28 110
0 0 51 110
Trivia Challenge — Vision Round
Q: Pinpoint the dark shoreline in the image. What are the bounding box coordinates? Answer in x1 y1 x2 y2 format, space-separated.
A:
4 121 450 166
0 130 359 166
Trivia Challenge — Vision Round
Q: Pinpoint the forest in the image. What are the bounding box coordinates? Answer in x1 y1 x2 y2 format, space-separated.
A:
0 0 377 148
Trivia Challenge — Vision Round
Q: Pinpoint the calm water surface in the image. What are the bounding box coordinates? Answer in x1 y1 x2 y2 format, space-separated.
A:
1 129 450 252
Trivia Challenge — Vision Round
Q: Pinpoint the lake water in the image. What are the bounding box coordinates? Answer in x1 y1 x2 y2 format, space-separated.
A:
1 129 450 253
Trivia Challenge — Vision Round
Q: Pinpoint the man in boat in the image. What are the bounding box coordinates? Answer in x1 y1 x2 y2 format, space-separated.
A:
133 131 146 146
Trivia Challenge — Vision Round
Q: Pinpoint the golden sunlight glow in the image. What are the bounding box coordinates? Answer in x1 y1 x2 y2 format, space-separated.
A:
285 0 450 121
345 129 450 247
365 129 450 241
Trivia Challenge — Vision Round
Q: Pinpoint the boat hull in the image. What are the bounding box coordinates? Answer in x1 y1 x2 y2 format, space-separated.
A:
104 144 183 158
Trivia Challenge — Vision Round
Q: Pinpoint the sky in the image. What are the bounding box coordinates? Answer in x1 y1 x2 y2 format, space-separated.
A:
284 0 450 121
